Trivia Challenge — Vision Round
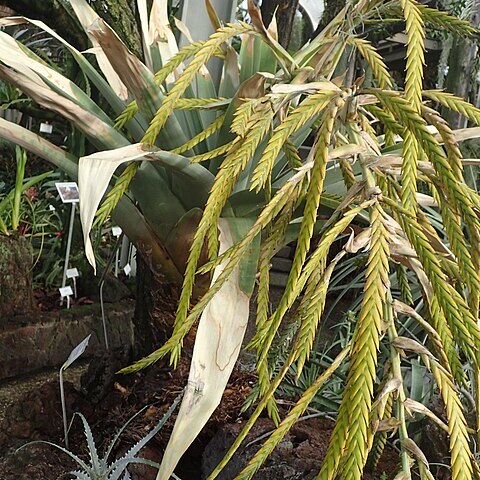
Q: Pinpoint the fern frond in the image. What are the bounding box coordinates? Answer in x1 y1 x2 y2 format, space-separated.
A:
400 0 425 212
417 4 479 37
396 264 413 305
368 392 394 470
172 112 226 154
424 90 480 126
384 197 480 367
189 142 232 162
348 37 392 89
153 41 205 86
429 359 474 480
143 22 253 145
231 99 261 136
250 90 339 191
235 346 350 480
94 163 139 227
339 204 390 480
114 101 139 130
295 252 343 378
174 97 227 110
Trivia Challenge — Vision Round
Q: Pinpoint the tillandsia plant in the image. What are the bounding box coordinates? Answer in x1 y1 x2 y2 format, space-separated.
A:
1 0 480 479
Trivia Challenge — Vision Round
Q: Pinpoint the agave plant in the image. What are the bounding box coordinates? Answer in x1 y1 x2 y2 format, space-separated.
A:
17 396 181 480
2 0 480 479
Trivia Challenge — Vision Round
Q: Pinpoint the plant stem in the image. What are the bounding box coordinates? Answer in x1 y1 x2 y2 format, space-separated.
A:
12 146 27 231
59 367 69 449
386 295 412 477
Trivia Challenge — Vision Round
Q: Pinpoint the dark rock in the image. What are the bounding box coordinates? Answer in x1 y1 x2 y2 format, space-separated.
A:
202 418 399 480
78 272 133 303
0 301 134 381
202 418 323 480
81 346 131 404
128 445 163 480
0 380 91 451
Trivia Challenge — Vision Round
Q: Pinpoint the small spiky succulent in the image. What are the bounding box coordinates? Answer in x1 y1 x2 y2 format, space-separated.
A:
17 395 181 480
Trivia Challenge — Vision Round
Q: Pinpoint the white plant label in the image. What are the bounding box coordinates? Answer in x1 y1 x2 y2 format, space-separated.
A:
112 226 122 237
124 263 132 276
56 182 80 204
39 122 53 134
66 268 79 279
59 286 73 298
62 334 91 370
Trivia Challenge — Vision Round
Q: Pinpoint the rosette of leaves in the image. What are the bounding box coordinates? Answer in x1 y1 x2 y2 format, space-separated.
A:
17 396 181 480
1 0 480 479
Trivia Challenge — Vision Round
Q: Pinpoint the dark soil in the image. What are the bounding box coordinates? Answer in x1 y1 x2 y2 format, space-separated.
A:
202 418 399 480
0 354 256 480
33 273 133 312
0 350 402 480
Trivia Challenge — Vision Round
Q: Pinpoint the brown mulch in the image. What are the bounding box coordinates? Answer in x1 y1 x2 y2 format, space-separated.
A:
0 350 406 480
0 353 256 480
34 288 94 312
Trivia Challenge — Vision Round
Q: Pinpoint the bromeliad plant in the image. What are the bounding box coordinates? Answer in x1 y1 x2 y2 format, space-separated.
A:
2 0 480 479
0 145 52 234
18 395 182 480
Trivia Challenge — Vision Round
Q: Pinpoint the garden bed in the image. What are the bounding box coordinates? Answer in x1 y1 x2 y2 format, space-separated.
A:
0 300 134 381
0 351 399 480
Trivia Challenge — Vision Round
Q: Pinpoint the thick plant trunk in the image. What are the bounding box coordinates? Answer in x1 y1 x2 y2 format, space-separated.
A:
133 254 179 358
156 220 251 480
1 0 141 55
444 0 480 129
311 0 345 38
260 0 300 48
91 0 142 57
0 235 35 318
0 0 86 49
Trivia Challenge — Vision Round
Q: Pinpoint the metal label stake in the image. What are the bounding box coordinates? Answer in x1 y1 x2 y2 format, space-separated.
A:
112 226 122 278
66 268 79 299
56 182 80 307
60 203 76 305
98 233 124 351
59 286 73 309
60 334 91 448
